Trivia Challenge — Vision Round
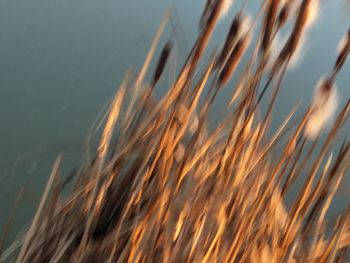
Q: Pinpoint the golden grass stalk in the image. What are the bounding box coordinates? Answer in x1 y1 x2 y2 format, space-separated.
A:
16 155 62 263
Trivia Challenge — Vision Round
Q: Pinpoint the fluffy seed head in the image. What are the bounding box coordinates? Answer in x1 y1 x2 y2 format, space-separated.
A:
274 0 317 71
305 0 320 30
269 30 306 70
337 29 350 53
174 143 185 162
267 32 287 69
305 78 339 139
189 113 199 135
285 0 311 54
221 0 234 19
289 33 307 68
238 14 253 39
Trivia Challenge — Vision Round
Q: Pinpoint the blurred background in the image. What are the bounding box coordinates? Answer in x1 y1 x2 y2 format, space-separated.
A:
0 0 349 246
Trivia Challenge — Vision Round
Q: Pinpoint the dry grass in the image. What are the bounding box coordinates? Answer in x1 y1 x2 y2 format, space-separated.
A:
1 0 350 262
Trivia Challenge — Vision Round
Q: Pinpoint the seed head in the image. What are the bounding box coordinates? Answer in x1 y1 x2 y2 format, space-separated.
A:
305 78 339 139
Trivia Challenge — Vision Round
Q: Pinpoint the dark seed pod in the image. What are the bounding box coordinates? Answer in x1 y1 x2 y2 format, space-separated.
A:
261 0 281 53
199 0 214 31
201 0 223 30
218 34 250 87
191 0 225 73
320 77 334 94
277 2 290 29
215 13 242 70
333 28 350 75
151 41 173 87
275 0 311 69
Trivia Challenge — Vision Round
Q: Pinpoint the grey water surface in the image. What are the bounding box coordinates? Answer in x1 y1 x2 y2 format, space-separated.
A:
0 0 349 246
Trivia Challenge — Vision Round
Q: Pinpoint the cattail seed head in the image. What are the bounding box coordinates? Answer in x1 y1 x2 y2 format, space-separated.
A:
207 0 224 26
151 41 172 87
277 0 305 29
305 0 319 30
200 0 230 31
337 28 350 54
285 0 310 54
218 32 251 87
277 2 291 29
239 14 253 39
274 0 312 70
215 13 242 69
261 0 281 53
215 14 251 70
221 0 234 19
199 0 213 31
334 28 350 74
267 32 287 69
305 78 339 139
289 33 306 68
193 0 226 72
